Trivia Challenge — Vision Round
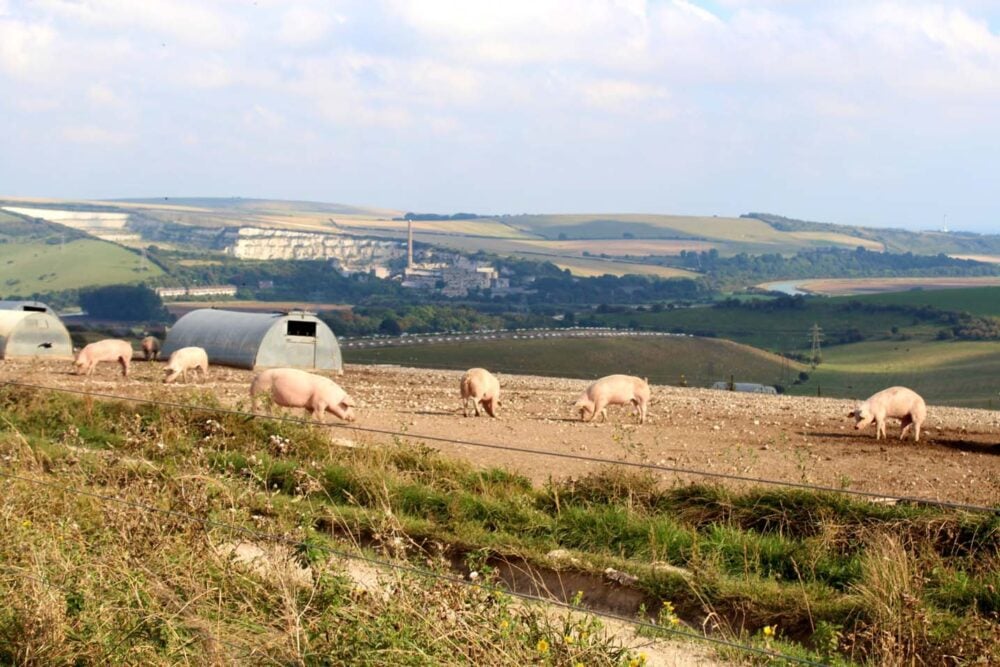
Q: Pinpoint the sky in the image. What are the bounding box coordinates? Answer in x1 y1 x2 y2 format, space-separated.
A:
2 1 999 232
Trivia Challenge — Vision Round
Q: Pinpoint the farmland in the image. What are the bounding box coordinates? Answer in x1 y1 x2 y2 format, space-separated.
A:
345 335 805 388
786 276 1000 296
829 285 1000 318
588 299 946 352
789 338 1000 408
0 239 160 297
1 360 999 664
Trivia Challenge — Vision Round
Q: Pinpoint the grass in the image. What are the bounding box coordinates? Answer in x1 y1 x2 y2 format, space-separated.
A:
1 387 997 665
829 285 1000 318
788 338 1000 407
0 238 161 297
590 300 944 353
345 336 806 388
0 389 644 666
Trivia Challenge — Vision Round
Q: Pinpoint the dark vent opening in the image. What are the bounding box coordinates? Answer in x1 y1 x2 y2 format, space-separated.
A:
23 306 46 312
287 320 317 337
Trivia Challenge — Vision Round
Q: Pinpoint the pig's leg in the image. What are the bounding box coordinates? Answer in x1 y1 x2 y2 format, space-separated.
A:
311 402 326 423
463 395 470 417
636 398 647 424
875 416 885 440
473 395 481 417
899 414 913 440
592 398 608 423
913 418 921 442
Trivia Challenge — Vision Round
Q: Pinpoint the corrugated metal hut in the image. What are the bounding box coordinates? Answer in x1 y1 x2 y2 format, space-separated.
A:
0 309 74 360
162 309 342 371
0 300 53 313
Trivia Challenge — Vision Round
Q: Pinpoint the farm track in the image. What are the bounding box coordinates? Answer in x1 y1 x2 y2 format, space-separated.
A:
4 359 1000 506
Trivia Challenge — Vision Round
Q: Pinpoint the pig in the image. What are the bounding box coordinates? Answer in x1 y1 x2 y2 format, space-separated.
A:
163 346 209 384
141 336 161 361
460 368 501 418
74 339 133 377
575 374 650 424
250 368 356 422
849 386 927 442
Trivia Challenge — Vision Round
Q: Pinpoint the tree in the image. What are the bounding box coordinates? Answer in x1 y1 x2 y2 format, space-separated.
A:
78 285 170 322
379 316 402 336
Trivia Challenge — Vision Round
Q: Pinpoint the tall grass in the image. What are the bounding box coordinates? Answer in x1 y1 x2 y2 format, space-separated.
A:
1 386 997 664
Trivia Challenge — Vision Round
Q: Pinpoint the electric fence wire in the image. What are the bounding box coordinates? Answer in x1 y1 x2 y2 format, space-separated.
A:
3 380 996 515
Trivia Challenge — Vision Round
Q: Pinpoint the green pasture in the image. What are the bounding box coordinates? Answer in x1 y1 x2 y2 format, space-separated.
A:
788 339 1000 408
591 301 942 353
0 238 161 297
830 286 1000 319
346 335 805 388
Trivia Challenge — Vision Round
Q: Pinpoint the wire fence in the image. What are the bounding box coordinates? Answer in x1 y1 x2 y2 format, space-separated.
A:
2 376 997 664
2 380 996 514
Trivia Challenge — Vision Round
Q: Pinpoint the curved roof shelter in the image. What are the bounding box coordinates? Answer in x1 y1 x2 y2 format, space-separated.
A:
0 300 52 313
162 309 342 371
0 309 74 360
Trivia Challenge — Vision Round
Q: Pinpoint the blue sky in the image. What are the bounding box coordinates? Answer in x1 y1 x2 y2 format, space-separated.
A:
2 1 999 232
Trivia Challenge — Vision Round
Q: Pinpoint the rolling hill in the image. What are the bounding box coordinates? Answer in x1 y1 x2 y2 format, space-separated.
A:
6 196 1000 283
344 335 805 389
0 209 161 297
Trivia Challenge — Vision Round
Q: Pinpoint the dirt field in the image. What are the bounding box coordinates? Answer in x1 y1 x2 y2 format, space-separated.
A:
795 276 1000 295
4 360 999 506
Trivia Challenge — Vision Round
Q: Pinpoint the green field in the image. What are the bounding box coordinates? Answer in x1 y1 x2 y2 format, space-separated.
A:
0 238 160 296
346 336 805 388
830 286 1000 318
789 339 1000 408
592 301 945 353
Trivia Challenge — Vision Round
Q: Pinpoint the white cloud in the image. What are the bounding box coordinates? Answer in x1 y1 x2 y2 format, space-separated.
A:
578 78 673 118
37 0 244 49
61 124 133 145
277 6 344 45
0 18 56 78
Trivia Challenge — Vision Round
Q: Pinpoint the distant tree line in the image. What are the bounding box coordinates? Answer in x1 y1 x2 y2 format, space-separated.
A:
78 285 171 322
670 247 1000 287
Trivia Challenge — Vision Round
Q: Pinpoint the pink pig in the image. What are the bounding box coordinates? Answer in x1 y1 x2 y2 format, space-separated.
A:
74 339 133 377
460 368 501 418
575 374 650 424
850 386 927 442
250 368 356 422
163 347 209 384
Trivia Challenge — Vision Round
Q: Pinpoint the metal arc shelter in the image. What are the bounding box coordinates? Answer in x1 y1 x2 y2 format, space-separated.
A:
161 308 342 371
0 309 74 360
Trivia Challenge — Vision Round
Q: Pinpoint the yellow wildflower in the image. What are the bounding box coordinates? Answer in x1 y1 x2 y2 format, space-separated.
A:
670 616 681 626
564 634 574 644
763 625 776 638
537 638 549 654
21 520 32 529
499 619 509 631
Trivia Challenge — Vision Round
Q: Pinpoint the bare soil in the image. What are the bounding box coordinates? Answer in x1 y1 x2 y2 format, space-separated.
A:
4 360 1000 506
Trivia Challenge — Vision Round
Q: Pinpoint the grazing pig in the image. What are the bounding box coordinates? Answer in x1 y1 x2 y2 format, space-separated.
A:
250 368 356 422
460 368 501 418
575 374 650 424
74 339 133 377
849 386 927 442
141 336 161 361
163 346 209 384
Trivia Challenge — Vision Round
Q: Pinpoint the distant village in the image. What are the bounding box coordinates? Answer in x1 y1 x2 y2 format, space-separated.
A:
155 219 511 300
